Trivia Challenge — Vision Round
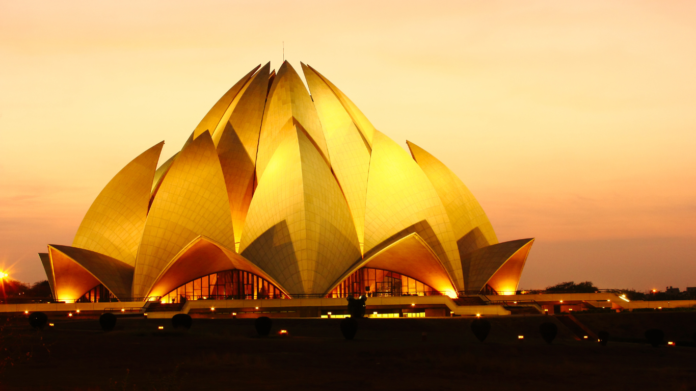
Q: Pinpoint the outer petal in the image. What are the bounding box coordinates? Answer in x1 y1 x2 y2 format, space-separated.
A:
72 141 164 266
256 61 330 180
302 63 371 254
38 253 55 298
132 131 235 298
325 233 457 297
305 64 375 146
150 152 177 194
461 239 535 294
146 236 288 299
240 126 361 295
213 63 270 249
191 65 259 139
364 130 463 289
48 245 134 301
407 141 498 256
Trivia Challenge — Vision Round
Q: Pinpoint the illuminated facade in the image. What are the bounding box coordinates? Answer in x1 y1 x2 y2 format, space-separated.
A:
38 61 534 303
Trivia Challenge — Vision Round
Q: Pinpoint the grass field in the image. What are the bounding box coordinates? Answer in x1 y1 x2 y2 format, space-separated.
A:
1 312 695 390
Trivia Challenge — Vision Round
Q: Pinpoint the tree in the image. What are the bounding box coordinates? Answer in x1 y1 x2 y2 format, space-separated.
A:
545 281 598 293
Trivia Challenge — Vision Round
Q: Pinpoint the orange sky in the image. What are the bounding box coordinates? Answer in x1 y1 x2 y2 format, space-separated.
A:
1 0 695 290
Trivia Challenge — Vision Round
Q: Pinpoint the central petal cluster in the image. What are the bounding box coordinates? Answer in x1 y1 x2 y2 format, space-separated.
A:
40 61 534 302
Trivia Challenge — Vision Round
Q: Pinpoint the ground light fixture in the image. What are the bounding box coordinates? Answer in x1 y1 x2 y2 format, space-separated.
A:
584 335 588 339
476 313 481 317
158 326 164 330
121 308 125 312
49 323 54 327
668 341 675 346
255 307 259 310
76 309 80 313
279 330 288 336
68 313 73 317
210 307 215 311
24 310 28 314
518 335 524 340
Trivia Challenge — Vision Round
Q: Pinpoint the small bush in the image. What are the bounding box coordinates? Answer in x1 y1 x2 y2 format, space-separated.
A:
28 312 48 329
539 322 558 344
171 314 192 330
340 318 358 340
598 331 610 346
99 313 117 331
255 316 272 336
645 329 665 347
347 296 367 319
470 318 491 342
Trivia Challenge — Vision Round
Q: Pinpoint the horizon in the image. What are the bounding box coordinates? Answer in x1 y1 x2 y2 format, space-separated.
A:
1 1 695 291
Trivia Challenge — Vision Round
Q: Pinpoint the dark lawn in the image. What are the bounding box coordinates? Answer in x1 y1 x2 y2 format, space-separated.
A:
1 313 695 390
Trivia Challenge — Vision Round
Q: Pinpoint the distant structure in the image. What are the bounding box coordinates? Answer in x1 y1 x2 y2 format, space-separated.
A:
38 62 534 304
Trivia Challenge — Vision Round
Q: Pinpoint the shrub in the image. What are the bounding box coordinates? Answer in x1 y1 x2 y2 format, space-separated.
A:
645 329 665 347
539 322 558 344
340 318 358 340
28 312 48 329
171 313 192 330
99 313 117 331
470 318 491 342
598 331 610 346
255 316 272 336
347 296 367 319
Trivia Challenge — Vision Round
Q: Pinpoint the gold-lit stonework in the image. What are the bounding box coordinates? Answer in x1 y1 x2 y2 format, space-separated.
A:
302 63 371 253
364 130 463 289
256 62 330 181
146 236 287 299
214 64 271 249
48 246 100 302
305 64 376 147
38 253 55 298
485 239 534 295
325 233 456 298
73 142 163 266
460 239 535 295
407 141 498 256
132 131 236 298
151 152 177 194
241 127 361 295
40 61 534 304
191 65 259 140
49 245 134 300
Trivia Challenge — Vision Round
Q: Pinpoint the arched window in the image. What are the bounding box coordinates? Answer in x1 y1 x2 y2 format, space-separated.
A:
160 270 286 303
328 267 441 298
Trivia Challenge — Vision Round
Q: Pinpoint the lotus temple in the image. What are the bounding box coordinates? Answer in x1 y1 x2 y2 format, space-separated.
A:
30 61 547 317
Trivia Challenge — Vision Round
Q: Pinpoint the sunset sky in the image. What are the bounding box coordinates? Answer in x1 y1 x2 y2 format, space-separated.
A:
1 0 694 291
